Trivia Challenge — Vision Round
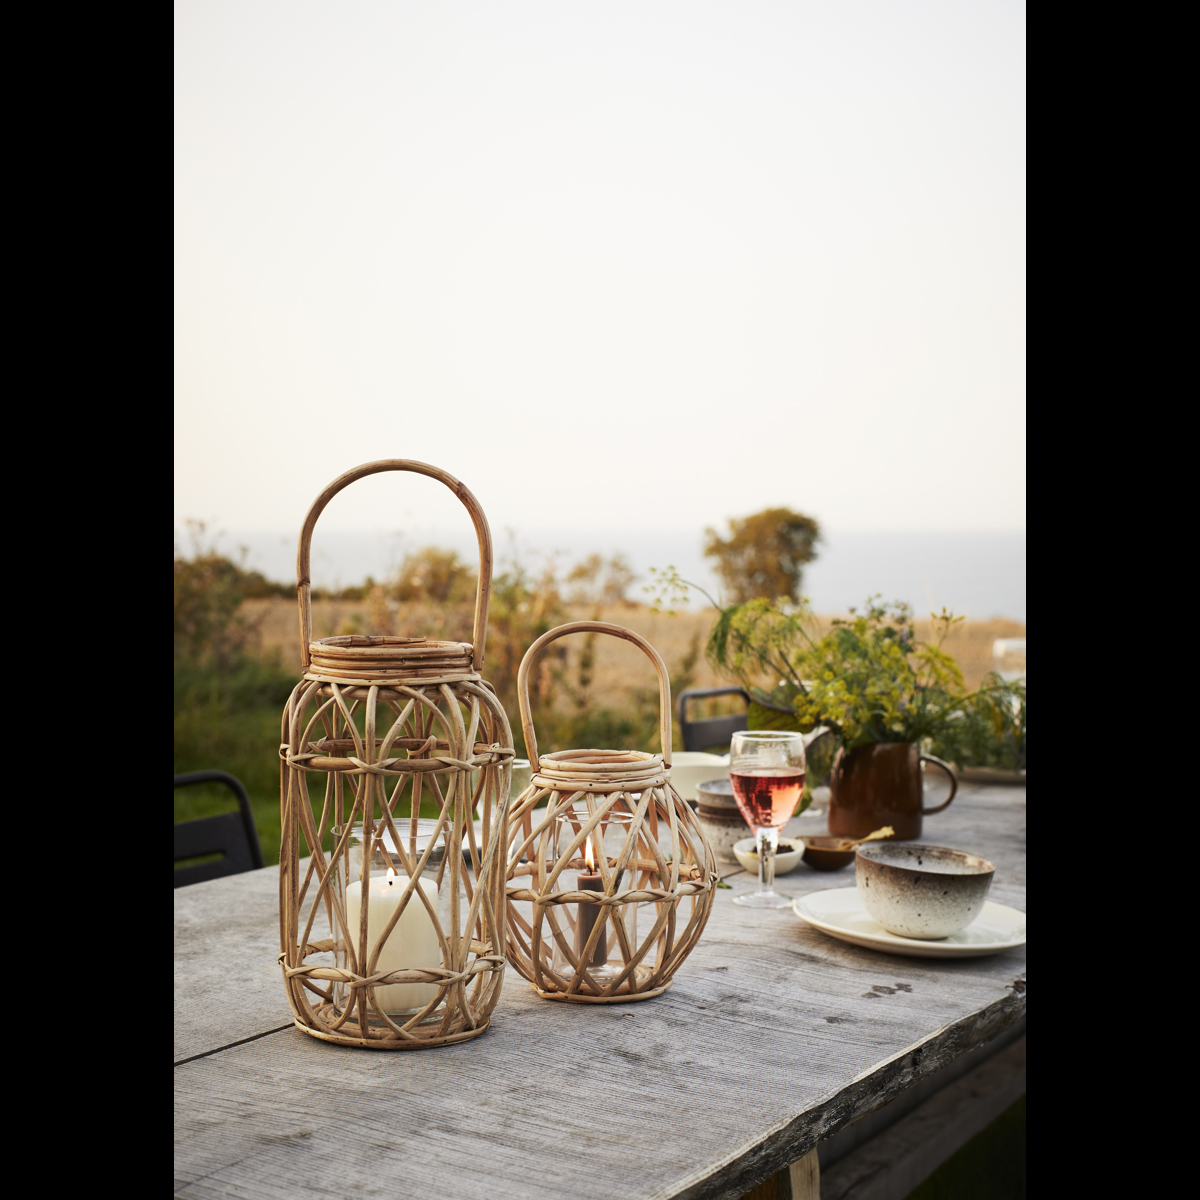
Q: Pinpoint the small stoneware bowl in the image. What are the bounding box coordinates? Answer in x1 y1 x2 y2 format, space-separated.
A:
732 837 804 876
855 843 995 939
801 836 857 872
695 778 751 863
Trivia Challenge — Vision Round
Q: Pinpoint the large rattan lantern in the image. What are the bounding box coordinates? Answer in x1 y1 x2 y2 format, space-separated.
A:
278 460 514 1049
504 621 718 1003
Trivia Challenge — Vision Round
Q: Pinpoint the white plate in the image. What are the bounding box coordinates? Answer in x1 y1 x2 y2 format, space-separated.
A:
792 887 1026 958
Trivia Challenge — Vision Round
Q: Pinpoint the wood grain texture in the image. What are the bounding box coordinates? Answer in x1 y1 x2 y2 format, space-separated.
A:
175 784 1025 1200
174 866 298 1063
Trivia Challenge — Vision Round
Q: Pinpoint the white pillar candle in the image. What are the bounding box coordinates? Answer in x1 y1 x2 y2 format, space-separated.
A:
346 869 442 1013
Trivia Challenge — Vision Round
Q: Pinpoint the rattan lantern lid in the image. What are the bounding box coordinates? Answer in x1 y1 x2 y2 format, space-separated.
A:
533 749 668 793
305 635 479 686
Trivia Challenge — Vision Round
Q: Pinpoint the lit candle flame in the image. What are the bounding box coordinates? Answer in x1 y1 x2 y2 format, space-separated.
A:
386 867 395 886
584 840 595 872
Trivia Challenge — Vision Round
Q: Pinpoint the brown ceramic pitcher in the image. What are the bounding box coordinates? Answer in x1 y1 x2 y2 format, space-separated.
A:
827 742 958 841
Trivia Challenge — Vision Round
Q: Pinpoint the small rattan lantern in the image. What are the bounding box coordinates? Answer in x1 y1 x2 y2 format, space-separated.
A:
504 621 718 1003
278 460 514 1049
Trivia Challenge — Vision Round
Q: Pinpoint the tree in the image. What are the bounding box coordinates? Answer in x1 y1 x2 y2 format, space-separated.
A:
173 522 267 672
565 553 636 608
394 547 476 603
703 507 821 603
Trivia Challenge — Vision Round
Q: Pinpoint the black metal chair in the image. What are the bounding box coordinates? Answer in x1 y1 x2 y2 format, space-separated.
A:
678 687 751 753
174 770 265 888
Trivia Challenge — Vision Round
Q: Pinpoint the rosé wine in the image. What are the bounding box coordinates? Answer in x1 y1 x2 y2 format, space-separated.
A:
730 769 806 829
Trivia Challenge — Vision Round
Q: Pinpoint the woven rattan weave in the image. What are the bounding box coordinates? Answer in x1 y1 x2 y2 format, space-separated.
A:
504 622 718 1002
278 461 513 1048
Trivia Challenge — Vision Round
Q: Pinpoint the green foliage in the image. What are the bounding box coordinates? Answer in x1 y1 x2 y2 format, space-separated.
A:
709 594 1022 761
803 730 838 787
175 546 261 672
174 525 292 649
643 564 700 614
708 597 814 700
175 540 691 863
174 526 296 703
742 703 834 814
790 599 966 749
930 674 1027 772
174 531 299 863
174 700 289 863
746 701 800 733
703 507 821 603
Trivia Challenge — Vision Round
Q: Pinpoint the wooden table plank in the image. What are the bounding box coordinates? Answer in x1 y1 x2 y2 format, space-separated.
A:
175 784 1025 1199
174 868 293 1063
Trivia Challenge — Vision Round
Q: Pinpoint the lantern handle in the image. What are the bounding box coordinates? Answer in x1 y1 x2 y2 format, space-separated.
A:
517 621 673 770
295 460 493 673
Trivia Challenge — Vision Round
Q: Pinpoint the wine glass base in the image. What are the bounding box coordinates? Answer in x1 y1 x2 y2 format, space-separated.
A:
732 889 792 909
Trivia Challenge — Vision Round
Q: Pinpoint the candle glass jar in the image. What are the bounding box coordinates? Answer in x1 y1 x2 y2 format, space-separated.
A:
545 810 644 989
330 821 451 1020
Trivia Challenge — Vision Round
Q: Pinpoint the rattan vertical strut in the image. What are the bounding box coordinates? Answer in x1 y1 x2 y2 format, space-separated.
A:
278 460 514 1048
504 621 719 1002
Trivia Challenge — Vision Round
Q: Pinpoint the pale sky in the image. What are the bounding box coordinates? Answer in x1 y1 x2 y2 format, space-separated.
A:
175 1 1026 539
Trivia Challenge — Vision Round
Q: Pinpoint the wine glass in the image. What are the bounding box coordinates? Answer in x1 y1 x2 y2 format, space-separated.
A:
729 730 806 909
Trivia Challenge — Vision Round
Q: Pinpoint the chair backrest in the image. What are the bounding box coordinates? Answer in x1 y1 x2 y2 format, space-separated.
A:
678 687 750 753
174 771 265 888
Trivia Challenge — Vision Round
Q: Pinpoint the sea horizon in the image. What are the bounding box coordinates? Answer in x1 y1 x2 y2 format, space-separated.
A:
180 526 1026 622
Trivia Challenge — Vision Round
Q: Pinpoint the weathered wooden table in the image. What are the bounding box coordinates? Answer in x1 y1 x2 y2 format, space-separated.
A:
174 784 1026 1200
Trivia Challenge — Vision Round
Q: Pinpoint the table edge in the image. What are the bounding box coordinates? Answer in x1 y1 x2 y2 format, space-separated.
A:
662 979 1026 1200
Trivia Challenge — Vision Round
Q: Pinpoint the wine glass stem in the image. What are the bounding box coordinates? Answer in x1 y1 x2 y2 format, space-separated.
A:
756 826 778 892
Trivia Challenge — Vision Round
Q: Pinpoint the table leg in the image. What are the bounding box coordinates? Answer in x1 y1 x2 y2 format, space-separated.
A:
738 1149 820 1200
788 1149 820 1200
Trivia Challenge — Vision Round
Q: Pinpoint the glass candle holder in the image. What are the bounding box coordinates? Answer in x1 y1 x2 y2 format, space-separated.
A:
331 820 448 1018
544 808 653 991
509 758 533 800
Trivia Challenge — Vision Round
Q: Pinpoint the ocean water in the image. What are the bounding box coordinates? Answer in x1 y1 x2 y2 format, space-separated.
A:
212 528 1025 621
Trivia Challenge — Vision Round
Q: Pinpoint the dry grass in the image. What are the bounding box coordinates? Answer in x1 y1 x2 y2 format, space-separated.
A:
245 597 1025 702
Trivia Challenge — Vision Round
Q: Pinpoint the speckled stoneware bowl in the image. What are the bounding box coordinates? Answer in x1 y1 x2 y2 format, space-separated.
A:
855 843 995 939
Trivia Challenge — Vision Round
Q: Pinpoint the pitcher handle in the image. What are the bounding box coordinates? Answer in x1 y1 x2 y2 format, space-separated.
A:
920 754 958 814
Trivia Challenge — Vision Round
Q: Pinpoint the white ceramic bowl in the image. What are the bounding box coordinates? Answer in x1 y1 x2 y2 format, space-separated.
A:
733 837 805 876
669 752 729 802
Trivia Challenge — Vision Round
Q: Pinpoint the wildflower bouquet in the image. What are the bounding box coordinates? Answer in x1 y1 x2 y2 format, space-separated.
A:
708 596 986 751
